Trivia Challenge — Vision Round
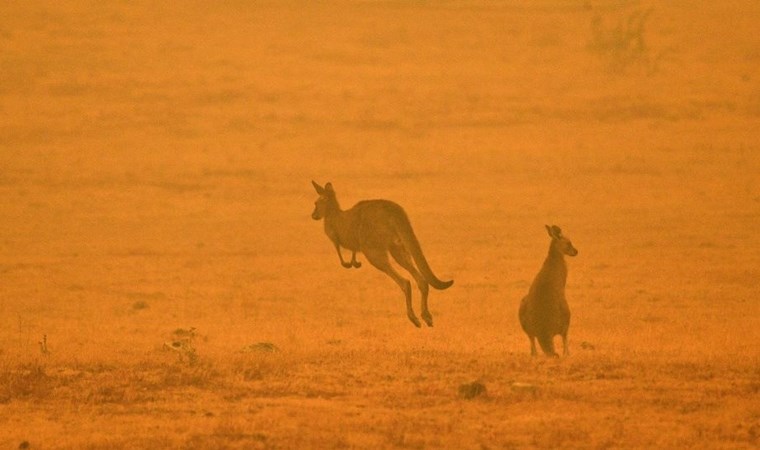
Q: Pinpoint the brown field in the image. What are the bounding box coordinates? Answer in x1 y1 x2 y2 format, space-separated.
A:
1 1 759 448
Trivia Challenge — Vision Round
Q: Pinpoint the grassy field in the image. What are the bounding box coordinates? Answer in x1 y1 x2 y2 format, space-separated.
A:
1 1 759 448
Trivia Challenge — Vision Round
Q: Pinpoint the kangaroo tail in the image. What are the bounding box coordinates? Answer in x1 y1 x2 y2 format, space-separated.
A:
537 334 558 357
397 216 453 290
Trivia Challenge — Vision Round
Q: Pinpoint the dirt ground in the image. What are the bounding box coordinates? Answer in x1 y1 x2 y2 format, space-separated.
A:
1 1 759 448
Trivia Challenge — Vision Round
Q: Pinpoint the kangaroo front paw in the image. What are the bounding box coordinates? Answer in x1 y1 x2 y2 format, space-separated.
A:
407 314 422 328
341 262 352 269
352 261 362 268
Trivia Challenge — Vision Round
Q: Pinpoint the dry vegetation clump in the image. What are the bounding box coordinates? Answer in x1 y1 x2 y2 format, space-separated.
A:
149 361 225 390
237 355 289 384
0 357 252 409
240 342 279 353
458 380 487 399
183 420 268 450
588 7 668 74
131 300 149 311
0 362 52 402
530 421 593 449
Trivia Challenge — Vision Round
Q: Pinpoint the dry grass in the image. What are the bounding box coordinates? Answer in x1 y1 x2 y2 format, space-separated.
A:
1 347 757 448
1 0 760 448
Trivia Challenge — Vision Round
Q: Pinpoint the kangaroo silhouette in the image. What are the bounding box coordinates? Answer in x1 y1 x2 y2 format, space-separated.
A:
519 225 578 357
311 181 453 327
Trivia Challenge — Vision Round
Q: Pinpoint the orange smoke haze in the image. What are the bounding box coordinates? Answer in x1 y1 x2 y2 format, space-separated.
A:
1 1 758 448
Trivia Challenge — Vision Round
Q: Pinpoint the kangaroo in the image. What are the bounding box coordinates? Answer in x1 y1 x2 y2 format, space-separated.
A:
311 181 453 327
518 225 578 357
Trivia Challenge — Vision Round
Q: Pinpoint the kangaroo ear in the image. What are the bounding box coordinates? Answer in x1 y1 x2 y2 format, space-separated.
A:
325 182 334 193
546 225 562 239
312 180 325 195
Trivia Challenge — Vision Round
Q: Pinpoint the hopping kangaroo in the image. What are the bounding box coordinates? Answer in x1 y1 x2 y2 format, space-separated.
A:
519 225 578 357
311 181 453 327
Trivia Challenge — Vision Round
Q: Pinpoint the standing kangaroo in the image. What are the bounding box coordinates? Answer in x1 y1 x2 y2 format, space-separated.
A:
311 181 453 327
519 225 578 357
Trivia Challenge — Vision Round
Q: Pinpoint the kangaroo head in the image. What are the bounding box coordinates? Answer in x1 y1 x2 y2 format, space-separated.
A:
311 180 338 220
546 225 578 257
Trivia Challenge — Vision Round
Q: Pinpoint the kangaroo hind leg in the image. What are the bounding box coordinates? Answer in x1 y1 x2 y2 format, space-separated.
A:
350 251 362 268
364 248 420 328
561 332 569 356
334 244 353 269
390 245 431 327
